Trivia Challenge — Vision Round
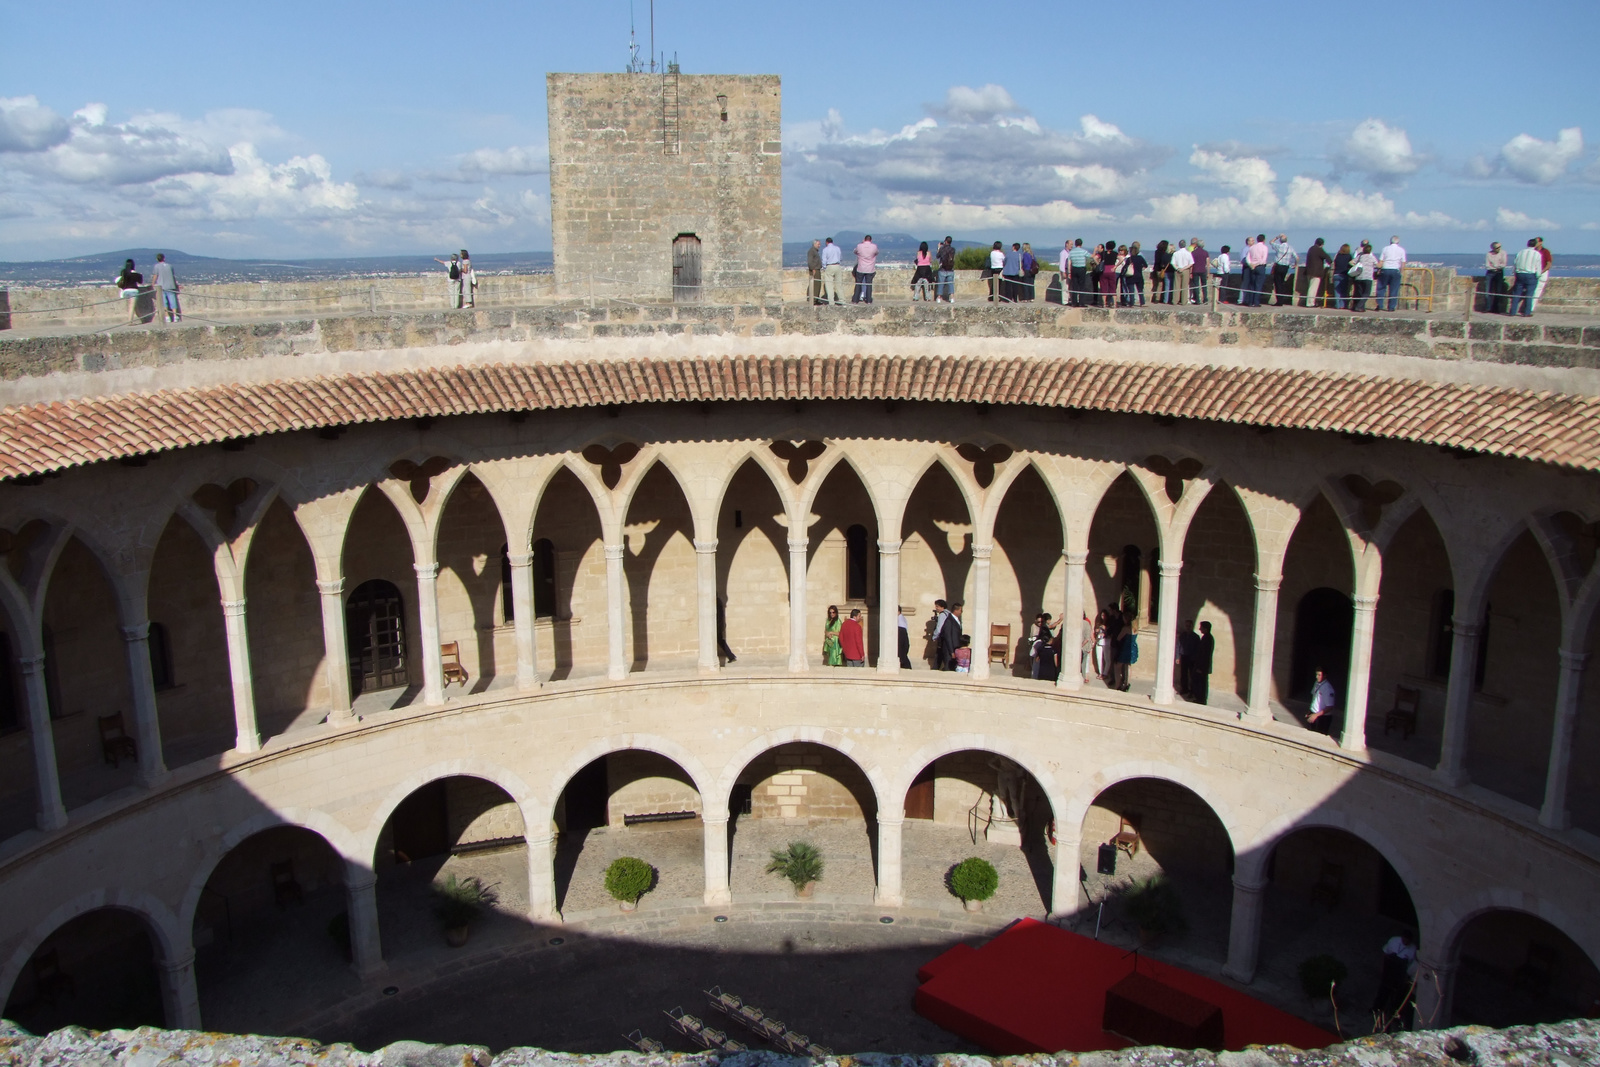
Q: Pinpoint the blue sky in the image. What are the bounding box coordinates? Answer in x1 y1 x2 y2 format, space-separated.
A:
1 0 1597 259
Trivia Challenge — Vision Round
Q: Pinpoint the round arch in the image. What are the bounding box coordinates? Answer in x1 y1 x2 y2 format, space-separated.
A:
546 733 717 828
359 759 539 866
1436 890 1600 973
713 726 891 820
1062 761 1246 856
889 733 1065 817
1239 807 1427 924
0 889 182 1018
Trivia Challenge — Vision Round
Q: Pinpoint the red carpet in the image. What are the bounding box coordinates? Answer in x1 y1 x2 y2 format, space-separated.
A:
914 918 1336 1054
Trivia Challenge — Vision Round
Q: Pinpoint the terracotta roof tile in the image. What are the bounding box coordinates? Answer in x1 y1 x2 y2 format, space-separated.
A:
1 354 1598 480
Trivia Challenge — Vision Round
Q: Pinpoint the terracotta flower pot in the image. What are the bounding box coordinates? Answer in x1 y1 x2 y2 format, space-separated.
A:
445 924 470 948
964 898 983 913
796 881 816 899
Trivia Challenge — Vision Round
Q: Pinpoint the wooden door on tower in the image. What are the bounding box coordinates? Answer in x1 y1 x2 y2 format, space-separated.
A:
672 233 702 302
347 579 408 693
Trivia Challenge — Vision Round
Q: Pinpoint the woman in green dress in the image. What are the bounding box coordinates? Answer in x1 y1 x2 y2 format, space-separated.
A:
822 604 844 667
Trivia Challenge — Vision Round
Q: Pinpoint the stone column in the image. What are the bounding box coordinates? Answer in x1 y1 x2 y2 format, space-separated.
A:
1222 877 1268 982
19 655 66 831
413 563 445 706
694 539 719 674
316 579 354 722
969 544 993 680
875 815 904 906
1058 550 1088 690
1434 620 1482 787
120 622 167 785
877 539 902 674
1539 649 1589 830
157 949 201 1030
507 552 539 690
702 815 732 906
1049 824 1081 918
346 873 384 976
1339 594 1380 752
1152 561 1183 705
1414 957 1458 1029
604 543 627 680
220 599 261 753
787 536 809 672
1245 575 1282 722
525 832 559 921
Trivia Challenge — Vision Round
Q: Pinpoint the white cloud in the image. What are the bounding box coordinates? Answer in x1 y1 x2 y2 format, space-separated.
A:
875 195 1108 231
1335 119 1423 182
1497 127 1583 183
933 84 1024 125
1496 207 1559 231
1579 221 1599 231
6 104 235 185
445 145 549 181
150 145 358 220
0 96 70 153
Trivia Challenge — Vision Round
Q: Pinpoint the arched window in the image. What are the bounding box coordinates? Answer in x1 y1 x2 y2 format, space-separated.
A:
0 633 19 734
1427 588 1491 689
1290 587 1354 702
346 579 407 694
845 525 870 601
533 538 557 618
147 622 174 689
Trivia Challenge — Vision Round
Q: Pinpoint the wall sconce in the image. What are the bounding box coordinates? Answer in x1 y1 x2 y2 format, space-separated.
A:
716 94 728 122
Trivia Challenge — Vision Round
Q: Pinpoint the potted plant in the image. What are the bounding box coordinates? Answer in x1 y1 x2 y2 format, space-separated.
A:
766 841 824 898
605 856 655 911
1298 954 1349 1000
949 857 999 912
1120 876 1186 945
432 873 497 947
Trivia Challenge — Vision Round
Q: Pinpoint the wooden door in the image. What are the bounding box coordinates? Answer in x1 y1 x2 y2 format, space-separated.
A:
347 580 408 693
672 234 702 302
905 766 935 820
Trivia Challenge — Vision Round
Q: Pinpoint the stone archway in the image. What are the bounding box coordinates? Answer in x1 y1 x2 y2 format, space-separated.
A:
3 907 165 1033
1451 909 1600 1027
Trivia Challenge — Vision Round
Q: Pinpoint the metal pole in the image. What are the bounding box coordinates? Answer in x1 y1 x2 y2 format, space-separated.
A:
650 0 655 73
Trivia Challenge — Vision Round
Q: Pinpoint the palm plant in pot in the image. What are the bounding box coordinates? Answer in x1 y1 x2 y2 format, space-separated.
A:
605 856 655 911
766 841 824 898
1120 875 1186 945
949 857 999 912
433 873 498 947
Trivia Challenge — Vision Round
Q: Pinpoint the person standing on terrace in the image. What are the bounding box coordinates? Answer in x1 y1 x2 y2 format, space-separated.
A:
937 237 957 303
1243 235 1270 306
1532 236 1552 312
823 605 844 666
1268 233 1298 306
821 237 844 305
153 253 181 324
434 252 463 307
853 234 879 304
1376 235 1406 311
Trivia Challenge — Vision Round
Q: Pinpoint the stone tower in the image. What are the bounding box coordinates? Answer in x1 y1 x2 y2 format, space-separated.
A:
546 72 782 302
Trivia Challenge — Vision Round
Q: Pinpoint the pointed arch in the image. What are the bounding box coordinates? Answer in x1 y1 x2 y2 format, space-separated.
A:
247 496 329 737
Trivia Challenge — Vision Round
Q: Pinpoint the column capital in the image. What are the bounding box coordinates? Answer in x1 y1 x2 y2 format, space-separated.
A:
1353 595 1379 611
1450 620 1482 639
346 873 379 893
316 578 345 596
120 622 151 643
18 654 45 675
693 539 719 554
877 813 906 828
1159 561 1183 579
701 812 731 827
1558 649 1590 671
525 832 556 848
160 950 197 973
506 552 534 568
412 562 440 580
877 539 902 555
1063 550 1089 567
971 543 993 561
1253 574 1281 593
787 538 809 552
221 598 247 617
603 543 625 561
1231 877 1268 896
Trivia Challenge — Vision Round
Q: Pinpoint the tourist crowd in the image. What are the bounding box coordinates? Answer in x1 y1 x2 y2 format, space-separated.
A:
803 234 1557 316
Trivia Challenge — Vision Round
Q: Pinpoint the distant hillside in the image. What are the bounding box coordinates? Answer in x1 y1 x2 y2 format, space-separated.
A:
0 249 553 287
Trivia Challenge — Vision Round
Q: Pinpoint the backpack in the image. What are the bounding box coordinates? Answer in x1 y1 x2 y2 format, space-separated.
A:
449 262 461 280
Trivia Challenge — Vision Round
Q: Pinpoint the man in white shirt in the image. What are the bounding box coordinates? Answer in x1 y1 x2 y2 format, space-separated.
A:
1169 240 1195 305
1377 236 1407 312
820 238 845 306
1306 668 1338 735
152 253 181 323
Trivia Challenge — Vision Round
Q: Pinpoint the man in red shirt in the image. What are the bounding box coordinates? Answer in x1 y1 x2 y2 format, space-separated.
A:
840 608 867 667
1533 237 1553 312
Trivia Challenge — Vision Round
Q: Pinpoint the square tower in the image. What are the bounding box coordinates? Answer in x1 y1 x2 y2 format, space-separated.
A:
546 72 782 303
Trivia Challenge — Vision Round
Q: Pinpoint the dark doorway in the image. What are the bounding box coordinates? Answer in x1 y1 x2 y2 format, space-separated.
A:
562 759 609 832
346 579 407 694
533 538 557 618
1290 587 1353 703
672 233 702 302
846 524 870 602
389 779 449 863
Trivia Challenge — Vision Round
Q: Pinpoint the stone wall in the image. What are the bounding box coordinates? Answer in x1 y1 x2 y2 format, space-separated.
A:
546 73 782 302
3 1019 1600 1066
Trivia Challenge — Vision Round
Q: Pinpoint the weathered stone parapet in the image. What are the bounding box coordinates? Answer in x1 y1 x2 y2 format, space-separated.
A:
2 1020 1597 1067
4 302 1598 387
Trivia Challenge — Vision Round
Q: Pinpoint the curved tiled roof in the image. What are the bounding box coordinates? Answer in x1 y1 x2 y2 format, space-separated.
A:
1 353 1598 479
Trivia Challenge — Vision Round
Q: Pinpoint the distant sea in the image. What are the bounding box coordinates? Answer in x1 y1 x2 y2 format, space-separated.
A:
1405 253 1599 278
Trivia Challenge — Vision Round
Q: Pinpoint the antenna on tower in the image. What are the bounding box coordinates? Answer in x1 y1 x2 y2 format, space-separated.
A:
626 1 644 72
649 0 657 74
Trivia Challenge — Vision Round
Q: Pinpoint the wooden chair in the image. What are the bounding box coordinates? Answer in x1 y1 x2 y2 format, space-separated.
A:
271 859 304 909
988 623 1011 668
1111 813 1142 859
441 642 470 688
1383 686 1421 740
32 948 75 1005
1309 860 1344 910
98 712 138 768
